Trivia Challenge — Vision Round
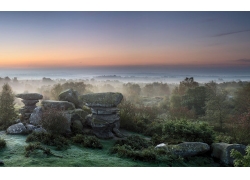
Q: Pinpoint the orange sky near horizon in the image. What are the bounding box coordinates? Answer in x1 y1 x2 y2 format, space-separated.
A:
1 12 250 69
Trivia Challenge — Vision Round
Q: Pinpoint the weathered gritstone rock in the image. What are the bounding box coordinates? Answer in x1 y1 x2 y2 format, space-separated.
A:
59 89 81 108
41 100 75 110
16 93 43 100
91 107 119 115
168 142 210 157
211 143 246 165
16 93 43 122
21 100 39 106
6 123 27 134
29 107 43 125
80 92 123 107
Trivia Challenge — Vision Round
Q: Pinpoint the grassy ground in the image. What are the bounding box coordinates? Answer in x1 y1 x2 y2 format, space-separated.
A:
0 131 221 167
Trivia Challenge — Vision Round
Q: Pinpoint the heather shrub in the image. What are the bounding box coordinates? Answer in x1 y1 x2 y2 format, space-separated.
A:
26 132 69 150
41 108 69 135
71 134 103 149
25 142 62 158
146 119 215 145
114 135 151 150
119 100 159 133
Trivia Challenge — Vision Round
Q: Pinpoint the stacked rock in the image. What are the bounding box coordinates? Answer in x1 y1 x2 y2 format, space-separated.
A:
16 93 43 122
80 92 123 139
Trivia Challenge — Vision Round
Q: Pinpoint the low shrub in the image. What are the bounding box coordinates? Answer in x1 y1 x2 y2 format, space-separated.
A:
26 132 69 150
146 119 215 145
118 100 160 133
110 144 157 162
0 138 6 149
25 142 62 158
71 134 103 149
162 120 215 144
41 108 69 135
114 135 151 150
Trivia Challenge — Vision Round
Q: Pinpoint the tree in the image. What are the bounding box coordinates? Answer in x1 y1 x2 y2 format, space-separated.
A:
204 84 230 131
0 83 17 129
182 86 207 116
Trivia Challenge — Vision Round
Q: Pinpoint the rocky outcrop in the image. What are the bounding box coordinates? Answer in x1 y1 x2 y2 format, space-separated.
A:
59 89 81 108
211 143 246 165
168 142 210 157
6 123 27 134
82 92 123 139
41 100 75 110
29 107 43 125
15 93 43 122
80 92 123 107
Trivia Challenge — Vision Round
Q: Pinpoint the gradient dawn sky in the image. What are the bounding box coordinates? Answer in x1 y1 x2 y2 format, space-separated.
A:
0 11 250 69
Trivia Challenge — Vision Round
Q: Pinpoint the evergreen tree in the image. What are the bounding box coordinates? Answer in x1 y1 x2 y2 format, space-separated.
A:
0 83 17 129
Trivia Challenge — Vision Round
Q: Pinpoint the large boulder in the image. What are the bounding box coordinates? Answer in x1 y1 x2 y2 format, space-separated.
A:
168 142 210 157
41 100 75 110
79 92 123 107
59 89 81 108
67 108 90 125
86 114 120 139
16 93 43 100
29 107 43 125
6 123 27 134
211 143 246 165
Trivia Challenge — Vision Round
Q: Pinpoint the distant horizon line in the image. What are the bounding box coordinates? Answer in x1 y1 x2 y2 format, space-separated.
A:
1 64 250 70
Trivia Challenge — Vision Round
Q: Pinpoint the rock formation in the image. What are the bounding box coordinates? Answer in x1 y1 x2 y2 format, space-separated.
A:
16 93 43 123
211 143 246 165
80 92 123 139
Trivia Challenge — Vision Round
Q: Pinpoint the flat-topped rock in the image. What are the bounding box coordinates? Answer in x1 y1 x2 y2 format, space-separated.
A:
80 92 123 107
87 114 120 126
41 100 75 110
91 107 119 115
16 93 43 100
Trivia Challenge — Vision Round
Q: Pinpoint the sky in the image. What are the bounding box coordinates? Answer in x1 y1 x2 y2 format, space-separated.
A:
0 11 250 69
